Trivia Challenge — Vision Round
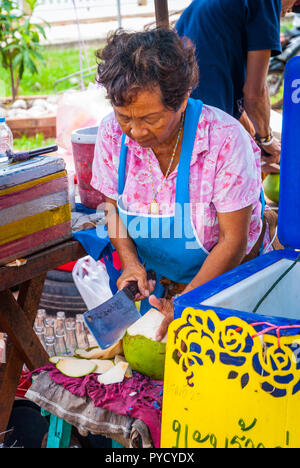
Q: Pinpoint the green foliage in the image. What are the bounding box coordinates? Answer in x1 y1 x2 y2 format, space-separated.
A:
13 133 56 151
0 47 98 97
0 0 47 100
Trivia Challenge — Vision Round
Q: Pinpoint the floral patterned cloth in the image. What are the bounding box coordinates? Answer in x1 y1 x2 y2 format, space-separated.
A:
92 104 271 255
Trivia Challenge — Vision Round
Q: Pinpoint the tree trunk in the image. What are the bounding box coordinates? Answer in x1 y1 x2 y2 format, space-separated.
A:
8 60 17 102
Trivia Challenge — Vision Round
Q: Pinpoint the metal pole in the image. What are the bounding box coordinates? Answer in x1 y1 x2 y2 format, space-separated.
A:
154 0 169 28
116 0 122 29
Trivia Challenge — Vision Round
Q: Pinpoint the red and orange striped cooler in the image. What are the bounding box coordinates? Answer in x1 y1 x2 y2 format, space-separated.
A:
0 156 72 266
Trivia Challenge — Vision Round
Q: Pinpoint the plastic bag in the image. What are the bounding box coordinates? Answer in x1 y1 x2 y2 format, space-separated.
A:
72 255 113 310
56 83 112 154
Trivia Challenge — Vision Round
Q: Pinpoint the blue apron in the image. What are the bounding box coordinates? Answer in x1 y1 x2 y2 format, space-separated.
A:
117 98 209 313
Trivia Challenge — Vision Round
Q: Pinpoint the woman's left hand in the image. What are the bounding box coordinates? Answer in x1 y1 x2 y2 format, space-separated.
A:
148 295 174 341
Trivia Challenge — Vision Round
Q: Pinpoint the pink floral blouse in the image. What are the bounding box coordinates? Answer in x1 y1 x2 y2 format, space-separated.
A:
91 104 271 255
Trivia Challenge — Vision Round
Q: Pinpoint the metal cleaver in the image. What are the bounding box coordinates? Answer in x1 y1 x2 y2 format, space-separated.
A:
84 270 156 349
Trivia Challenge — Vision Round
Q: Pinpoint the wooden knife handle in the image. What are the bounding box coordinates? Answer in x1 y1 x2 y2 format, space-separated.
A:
123 270 156 300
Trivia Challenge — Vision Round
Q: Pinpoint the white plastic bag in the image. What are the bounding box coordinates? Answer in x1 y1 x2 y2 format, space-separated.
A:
72 256 113 310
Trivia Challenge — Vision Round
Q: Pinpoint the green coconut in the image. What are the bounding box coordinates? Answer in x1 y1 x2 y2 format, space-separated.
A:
263 174 280 203
122 308 167 380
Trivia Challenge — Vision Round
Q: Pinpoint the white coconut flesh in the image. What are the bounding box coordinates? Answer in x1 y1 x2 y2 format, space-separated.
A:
90 359 115 374
98 362 129 385
56 358 97 378
127 308 167 343
49 355 64 364
114 355 133 378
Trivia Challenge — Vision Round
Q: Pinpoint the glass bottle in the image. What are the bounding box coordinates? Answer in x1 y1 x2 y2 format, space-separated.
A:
44 336 56 357
34 325 46 349
44 318 56 355
55 328 68 357
44 318 55 337
34 309 46 330
75 314 89 349
65 319 78 356
56 311 66 335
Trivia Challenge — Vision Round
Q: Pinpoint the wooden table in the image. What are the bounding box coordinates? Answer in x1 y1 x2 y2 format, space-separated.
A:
0 240 86 444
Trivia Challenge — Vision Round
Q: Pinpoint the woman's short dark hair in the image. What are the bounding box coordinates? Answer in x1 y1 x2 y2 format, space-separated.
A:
96 27 199 111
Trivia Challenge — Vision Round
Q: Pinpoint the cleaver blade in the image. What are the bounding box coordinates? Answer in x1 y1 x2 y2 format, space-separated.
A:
83 270 156 349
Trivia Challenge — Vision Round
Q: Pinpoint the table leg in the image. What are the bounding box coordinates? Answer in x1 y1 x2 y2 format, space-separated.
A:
0 289 48 369
0 274 48 445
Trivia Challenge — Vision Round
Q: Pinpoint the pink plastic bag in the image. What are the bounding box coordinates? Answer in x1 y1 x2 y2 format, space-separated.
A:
56 84 112 154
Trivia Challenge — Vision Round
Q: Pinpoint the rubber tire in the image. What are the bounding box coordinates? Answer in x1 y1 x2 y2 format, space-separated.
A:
42 278 80 297
46 269 74 283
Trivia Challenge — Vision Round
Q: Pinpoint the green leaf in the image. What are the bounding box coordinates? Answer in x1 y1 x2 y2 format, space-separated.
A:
12 53 23 68
30 49 45 62
34 23 47 39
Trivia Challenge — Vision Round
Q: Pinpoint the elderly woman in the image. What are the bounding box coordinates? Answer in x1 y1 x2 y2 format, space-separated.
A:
91 28 273 341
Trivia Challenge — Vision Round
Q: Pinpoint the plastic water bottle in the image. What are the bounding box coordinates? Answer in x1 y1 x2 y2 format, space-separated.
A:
0 116 13 155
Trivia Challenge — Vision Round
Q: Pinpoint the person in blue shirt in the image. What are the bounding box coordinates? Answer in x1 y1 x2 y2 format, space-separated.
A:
176 0 297 172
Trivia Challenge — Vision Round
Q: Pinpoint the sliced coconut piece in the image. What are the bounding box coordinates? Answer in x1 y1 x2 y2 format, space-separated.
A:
56 358 96 378
49 356 63 364
98 362 128 385
74 340 123 360
90 359 115 374
74 346 99 358
114 354 126 365
127 308 168 343
49 356 78 364
114 354 133 378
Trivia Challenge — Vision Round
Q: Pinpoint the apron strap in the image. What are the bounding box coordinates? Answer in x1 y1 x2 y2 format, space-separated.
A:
260 187 265 219
175 98 203 211
118 133 127 195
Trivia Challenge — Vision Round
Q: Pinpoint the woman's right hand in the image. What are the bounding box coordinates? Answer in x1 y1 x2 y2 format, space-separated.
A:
117 262 156 301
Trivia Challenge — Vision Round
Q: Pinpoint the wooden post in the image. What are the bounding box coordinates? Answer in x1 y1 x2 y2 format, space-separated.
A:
154 0 169 28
